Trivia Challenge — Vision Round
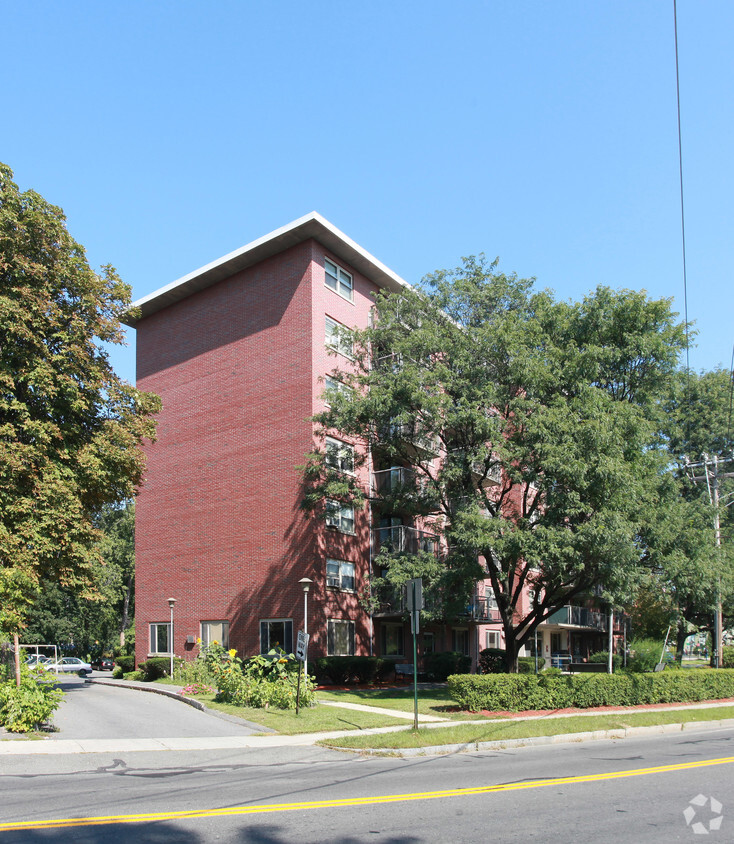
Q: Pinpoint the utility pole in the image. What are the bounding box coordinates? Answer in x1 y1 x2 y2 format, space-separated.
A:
686 453 734 668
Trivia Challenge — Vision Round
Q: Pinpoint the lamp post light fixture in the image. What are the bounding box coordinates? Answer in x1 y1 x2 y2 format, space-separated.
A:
298 578 313 678
167 598 177 679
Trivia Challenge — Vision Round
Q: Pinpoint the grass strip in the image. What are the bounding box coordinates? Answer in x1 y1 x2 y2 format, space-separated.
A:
316 688 480 721
317 706 734 750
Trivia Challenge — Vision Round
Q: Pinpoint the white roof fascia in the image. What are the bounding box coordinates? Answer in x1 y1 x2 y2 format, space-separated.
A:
123 212 411 326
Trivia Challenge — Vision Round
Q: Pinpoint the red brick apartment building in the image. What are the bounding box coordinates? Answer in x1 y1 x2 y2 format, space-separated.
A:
126 214 616 671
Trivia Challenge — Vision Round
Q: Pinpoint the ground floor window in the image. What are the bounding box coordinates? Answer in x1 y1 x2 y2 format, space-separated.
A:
201 620 230 649
327 620 355 656
149 623 171 655
452 628 469 656
260 619 293 654
381 623 404 657
485 630 502 650
422 632 435 655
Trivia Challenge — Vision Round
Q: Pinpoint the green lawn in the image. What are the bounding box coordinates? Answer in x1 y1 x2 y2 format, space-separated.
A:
316 687 496 721
317 705 734 750
193 693 411 735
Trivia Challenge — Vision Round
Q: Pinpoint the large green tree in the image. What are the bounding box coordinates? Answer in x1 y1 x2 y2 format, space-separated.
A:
640 368 734 661
305 257 686 670
0 164 159 634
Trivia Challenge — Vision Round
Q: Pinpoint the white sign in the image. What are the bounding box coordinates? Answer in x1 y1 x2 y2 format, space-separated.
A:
296 631 310 661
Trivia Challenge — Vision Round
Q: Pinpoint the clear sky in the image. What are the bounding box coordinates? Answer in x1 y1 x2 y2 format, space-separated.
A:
5 1 732 385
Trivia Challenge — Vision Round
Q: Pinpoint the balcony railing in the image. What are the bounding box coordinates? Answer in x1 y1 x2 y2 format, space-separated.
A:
459 597 503 623
372 525 440 556
450 449 502 486
372 466 416 495
542 605 607 631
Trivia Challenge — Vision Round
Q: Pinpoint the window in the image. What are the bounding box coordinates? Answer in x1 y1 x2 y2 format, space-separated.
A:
324 258 353 301
423 632 435 655
325 316 353 358
260 620 293 654
325 500 355 533
201 621 230 649
149 623 171 655
326 558 356 590
452 628 470 656
485 630 502 649
324 376 353 405
327 620 355 655
381 623 404 657
325 436 354 473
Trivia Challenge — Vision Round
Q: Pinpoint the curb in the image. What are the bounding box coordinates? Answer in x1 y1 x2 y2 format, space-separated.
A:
323 717 734 757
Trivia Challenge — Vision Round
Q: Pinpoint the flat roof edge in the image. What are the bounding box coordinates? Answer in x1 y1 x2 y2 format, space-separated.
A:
123 212 410 326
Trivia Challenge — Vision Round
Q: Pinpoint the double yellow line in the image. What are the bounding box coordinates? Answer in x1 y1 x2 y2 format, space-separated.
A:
2 755 733 832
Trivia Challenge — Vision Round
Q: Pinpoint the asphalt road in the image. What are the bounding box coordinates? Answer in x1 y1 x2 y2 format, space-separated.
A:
2 682 734 844
38 676 260 739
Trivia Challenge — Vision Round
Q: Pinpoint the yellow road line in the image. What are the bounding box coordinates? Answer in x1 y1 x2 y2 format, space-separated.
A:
2 755 734 832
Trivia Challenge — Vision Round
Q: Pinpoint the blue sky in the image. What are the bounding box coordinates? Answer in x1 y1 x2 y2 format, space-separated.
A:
5 1 732 385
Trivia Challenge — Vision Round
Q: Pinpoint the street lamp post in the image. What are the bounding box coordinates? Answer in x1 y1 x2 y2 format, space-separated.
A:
298 578 313 678
168 598 177 679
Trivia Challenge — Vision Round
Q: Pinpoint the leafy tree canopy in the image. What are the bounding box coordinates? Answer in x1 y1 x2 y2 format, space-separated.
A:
0 164 159 634
304 256 686 669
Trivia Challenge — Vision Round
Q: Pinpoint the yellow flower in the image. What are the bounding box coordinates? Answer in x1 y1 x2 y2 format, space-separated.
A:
228 648 237 658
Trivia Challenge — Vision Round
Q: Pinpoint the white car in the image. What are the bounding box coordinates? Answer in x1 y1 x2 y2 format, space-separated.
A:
44 657 92 677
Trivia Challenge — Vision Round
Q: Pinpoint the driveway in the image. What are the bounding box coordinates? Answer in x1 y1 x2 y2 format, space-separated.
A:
43 676 261 739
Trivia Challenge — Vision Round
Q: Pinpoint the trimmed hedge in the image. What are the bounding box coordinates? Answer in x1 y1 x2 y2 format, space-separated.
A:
138 657 171 682
312 656 393 686
447 668 734 712
114 655 135 674
423 651 471 682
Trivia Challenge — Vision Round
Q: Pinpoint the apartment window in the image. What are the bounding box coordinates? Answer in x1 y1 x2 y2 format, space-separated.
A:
452 628 470 656
149 623 171 655
327 620 355 656
324 258 353 301
326 558 356 591
260 620 293 654
485 630 502 649
324 376 353 405
325 316 353 358
381 623 404 657
325 436 354 474
201 621 230 649
325 500 355 534
423 632 435 655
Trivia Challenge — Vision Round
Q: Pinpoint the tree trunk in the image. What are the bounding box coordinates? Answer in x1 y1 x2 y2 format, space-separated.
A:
119 574 133 649
503 632 520 673
675 620 688 665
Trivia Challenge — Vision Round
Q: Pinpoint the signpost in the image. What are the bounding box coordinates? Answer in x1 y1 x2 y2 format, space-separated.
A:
295 630 309 715
405 578 424 729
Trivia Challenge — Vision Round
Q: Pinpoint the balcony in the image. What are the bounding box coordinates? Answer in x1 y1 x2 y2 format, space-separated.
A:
372 525 440 556
459 597 503 623
542 605 607 631
450 449 502 486
372 466 417 496
379 421 440 458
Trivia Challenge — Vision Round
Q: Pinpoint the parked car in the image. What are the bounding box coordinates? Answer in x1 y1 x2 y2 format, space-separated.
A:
91 657 114 671
25 654 52 667
44 657 92 677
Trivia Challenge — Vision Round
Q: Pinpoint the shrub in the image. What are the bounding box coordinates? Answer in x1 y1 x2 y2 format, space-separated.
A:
0 669 64 733
115 655 135 674
423 652 471 682
517 657 542 674
722 647 734 669
447 668 734 712
589 651 622 672
138 657 171 682
627 639 664 673
478 648 506 674
311 656 393 685
124 670 145 681
215 649 316 710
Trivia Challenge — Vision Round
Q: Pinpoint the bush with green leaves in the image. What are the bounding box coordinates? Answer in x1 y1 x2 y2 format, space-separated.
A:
627 639 665 673
447 668 734 712
722 647 734 669
311 656 393 685
477 648 505 674
114 655 135 674
215 648 316 710
423 651 471 682
589 651 621 672
0 667 64 733
137 657 171 682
